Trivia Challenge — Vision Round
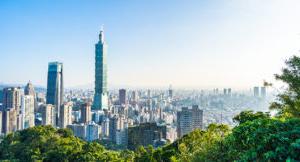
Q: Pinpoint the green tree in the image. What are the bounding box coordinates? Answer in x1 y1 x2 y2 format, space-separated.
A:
270 55 300 117
233 110 270 124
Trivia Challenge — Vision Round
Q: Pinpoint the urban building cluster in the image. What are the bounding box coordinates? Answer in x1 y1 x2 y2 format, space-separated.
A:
0 30 270 150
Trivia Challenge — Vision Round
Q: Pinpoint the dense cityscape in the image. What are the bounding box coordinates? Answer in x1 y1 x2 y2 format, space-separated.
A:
0 30 273 151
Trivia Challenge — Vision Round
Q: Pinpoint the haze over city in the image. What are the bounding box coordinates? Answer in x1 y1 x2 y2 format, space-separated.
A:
1 0 300 89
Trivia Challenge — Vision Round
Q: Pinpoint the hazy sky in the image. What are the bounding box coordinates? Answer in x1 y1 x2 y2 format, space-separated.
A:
1 0 300 89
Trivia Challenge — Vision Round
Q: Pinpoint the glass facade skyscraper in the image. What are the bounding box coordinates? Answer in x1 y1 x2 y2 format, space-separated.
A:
46 62 64 126
93 30 108 110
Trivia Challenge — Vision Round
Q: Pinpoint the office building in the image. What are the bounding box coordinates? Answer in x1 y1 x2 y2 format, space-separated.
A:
2 108 17 134
254 86 259 97
0 112 2 134
86 122 101 141
2 87 22 112
41 104 55 126
192 105 203 130
130 90 138 105
24 81 38 112
128 122 166 150
93 29 108 110
67 124 87 139
59 102 72 128
261 87 266 98
168 85 173 99
101 118 109 137
81 102 91 124
177 105 203 138
21 95 35 129
119 89 126 105
46 62 64 127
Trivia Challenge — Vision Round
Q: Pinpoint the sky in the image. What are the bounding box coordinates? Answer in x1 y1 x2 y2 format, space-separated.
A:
1 0 300 89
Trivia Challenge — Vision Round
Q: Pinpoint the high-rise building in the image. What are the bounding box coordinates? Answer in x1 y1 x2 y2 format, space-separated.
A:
2 87 22 112
24 81 35 96
177 105 203 138
67 124 87 139
93 29 108 110
109 115 119 142
59 102 72 128
128 122 167 150
254 86 259 97
81 102 91 124
130 90 138 105
109 115 126 143
177 107 192 138
0 111 2 135
168 85 173 99
228 88 232 96
24 81 38 112
2 108 17 134
41 104 55 126
2 87 22 133
261 87 266 98
21 95 35 129
223 88 227 95
86 122 101 141
119 89 126 105
192 105 203 130
101 118 109 137
46 62 64 127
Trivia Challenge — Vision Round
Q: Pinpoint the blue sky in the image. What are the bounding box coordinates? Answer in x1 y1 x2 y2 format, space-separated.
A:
1 0 300 89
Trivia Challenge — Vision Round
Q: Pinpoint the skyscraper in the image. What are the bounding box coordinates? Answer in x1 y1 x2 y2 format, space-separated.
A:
24 81 38 112
253 86 259 97
168 85 173 99
93 29 108 110
81 102 91 124
119 89 126 105
2 87 22 133
0 112 2 135
46 62 64 127
261 87 267 98
59 102 72 128
177 105 203 138
41 104 55 126
128 122 167 150
21 95 35 129
2 87 22 112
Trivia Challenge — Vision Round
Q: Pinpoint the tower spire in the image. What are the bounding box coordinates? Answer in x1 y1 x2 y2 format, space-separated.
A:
99 25 104 43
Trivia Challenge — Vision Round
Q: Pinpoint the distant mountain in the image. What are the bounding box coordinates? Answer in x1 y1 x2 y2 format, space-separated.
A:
0 83 46 93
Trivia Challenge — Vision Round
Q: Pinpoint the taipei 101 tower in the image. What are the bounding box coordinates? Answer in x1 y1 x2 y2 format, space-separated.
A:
93 29 108 110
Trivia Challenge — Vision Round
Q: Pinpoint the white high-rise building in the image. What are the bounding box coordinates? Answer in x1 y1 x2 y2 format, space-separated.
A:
102 118 109 137
41 104 55 126
21 95 35 129
59 102 72 128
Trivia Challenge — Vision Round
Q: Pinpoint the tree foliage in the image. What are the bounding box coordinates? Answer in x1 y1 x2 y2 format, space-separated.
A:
270 55 300 117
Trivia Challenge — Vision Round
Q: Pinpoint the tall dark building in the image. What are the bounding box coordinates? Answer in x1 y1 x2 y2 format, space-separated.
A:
46 62 64 127
177 105 203 138
119 89 126 105
168 85 173 99
93 29 108 110
128 122 167 150
253 86 259 97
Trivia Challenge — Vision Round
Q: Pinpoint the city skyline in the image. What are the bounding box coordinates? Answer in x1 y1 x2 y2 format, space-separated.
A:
1 0 300 89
